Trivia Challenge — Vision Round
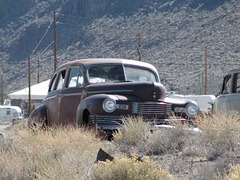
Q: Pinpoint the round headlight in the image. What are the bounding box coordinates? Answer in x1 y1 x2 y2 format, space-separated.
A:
103 98 116 113
186 102 199 117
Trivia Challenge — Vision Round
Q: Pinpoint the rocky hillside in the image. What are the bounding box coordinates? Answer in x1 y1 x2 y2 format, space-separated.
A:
0 0 239 95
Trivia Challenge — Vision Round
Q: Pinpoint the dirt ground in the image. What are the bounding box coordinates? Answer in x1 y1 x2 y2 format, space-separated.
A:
0 124 11 133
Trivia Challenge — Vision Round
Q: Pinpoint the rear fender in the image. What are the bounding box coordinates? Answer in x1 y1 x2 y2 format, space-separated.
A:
28 104 48 128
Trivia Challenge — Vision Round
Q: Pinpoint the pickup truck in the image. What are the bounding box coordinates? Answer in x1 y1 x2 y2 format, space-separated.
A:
214 69 240 113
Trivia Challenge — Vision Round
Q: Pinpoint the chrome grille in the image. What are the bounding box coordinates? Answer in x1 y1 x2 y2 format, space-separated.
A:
132 102 172 115
90 115 122 125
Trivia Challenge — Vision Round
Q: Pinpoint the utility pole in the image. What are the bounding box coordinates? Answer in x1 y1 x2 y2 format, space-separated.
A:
37 59 40 83
54 12 57 72
205 47 208 95
137 32 141 61
1 72 3 105
28 56 31 115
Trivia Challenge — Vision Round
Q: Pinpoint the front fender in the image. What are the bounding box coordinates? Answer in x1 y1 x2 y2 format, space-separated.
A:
28 104 48 128
163 97 191 106
76 94 117 126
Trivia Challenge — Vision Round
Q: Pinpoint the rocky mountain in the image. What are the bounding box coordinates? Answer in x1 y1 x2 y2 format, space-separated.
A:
0 0 239 96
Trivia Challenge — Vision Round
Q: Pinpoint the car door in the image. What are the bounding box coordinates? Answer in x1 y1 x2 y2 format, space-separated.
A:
44 69 66 125
58 67 85 125
215 74 231 112
226 73 240 112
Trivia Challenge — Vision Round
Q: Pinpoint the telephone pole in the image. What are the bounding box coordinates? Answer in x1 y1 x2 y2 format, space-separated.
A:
54 12 57 72
37 59 40 83
1 71 3 105
138 32 141 61
205 47 208 95
28 56 31 115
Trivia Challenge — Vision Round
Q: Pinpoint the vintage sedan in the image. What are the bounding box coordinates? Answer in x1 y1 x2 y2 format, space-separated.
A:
28 58 199 130
214 69 240 113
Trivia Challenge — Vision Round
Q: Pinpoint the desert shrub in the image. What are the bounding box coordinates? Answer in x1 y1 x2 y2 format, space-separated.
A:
113 116 201 156
141 119 201 156
144 127 193 155
0 125 103 180
195 112 240 161
92 154 173 180
195 163 221 180
113 116 151 146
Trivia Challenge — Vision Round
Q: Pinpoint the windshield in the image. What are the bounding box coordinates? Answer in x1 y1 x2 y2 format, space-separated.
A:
88 65 157 83
124 66 157 82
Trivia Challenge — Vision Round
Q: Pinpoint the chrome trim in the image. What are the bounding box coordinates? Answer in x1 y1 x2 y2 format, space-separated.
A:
89 114 176 130
103 98 117 113
186 102 199 117
44 89 133 100
90 115 122 125
116 104 129 110
132 102 172 115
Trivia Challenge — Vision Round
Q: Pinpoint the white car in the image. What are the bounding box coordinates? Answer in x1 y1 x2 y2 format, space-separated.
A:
214 69 240 113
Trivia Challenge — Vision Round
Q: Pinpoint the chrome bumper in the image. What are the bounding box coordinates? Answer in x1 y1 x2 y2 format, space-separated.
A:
89 115 186 130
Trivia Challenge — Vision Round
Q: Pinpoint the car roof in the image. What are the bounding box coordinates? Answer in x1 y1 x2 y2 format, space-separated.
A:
57 58 157 71
225 68 240 75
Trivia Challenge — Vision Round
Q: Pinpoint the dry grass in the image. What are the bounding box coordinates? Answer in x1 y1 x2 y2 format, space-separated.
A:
1 112 240 179
112 113 240 179
224 164 240 180
0 120 11 125
195 112 240 161
113 116 151 146
113 116 200 156
0 124 103 180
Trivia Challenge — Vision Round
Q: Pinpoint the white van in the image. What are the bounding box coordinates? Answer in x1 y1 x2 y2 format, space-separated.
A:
0 105 23 123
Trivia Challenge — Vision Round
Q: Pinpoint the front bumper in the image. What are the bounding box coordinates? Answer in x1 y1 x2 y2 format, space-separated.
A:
89 114 186 130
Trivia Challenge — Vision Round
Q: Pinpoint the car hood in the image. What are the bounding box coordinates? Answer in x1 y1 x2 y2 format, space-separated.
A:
163 97 195 106
85 81 167 101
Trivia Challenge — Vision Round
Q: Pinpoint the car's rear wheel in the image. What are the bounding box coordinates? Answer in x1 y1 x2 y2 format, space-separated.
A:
32 119 48 131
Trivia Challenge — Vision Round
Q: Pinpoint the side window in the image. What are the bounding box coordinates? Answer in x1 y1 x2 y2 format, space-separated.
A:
55 70 66 90
222 75 231 94
66 68 79 88
233 73 240 93
49 74 57 92
66 68 84 88
78 69 84 86
6 110 10 116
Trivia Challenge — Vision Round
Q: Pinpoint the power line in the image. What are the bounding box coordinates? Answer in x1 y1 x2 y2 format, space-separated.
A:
57 17 85 27
57 23 82 36
57 13 91 19
30 20 54 57
31 41 54 61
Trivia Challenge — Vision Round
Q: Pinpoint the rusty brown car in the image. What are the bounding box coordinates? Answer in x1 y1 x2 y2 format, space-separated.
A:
28 58 199 130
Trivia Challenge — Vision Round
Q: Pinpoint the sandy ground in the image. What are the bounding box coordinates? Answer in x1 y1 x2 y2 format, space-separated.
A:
0 124 11 133
0 120 27 138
